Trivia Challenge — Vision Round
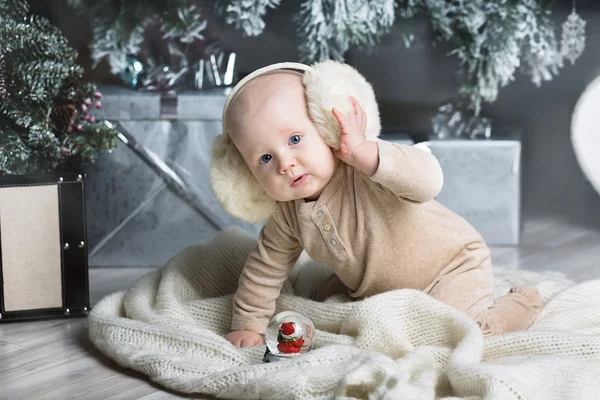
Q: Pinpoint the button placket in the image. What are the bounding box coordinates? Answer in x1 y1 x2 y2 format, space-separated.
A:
313 207 345 257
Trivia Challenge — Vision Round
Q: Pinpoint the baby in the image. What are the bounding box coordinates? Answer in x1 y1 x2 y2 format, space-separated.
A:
211 61 543 348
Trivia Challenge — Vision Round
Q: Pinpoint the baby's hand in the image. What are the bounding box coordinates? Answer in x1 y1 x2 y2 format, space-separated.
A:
225 330 265 348
332 96 368 167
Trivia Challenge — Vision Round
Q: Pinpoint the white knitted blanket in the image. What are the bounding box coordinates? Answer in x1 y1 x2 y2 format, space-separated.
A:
89 227 600 400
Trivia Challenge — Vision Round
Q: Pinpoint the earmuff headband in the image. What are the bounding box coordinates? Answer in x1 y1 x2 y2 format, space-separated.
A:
221 62 313 138
211 60 381 223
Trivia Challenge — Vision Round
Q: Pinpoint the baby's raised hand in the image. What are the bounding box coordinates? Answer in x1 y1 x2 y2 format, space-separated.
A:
331 96 368 167
225 330 265 348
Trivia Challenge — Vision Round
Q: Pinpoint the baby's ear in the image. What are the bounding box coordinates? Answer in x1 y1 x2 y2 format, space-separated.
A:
303 61 381 149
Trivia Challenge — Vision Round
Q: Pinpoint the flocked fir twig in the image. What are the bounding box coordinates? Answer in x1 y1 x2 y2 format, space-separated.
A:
396 0 564 114
215 0 281 37
68 0 209 74
69 0 578 113
296 0 396 62
0 0 118 175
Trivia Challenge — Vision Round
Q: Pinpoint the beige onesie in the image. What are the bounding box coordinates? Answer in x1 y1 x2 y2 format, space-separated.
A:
231 140 542 335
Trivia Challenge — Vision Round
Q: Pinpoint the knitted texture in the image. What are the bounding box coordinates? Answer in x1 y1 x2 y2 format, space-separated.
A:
89 227 600 399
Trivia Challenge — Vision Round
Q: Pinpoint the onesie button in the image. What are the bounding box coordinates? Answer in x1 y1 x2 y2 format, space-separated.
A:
316 210 323 217
324 224 331 231
329 239 337 246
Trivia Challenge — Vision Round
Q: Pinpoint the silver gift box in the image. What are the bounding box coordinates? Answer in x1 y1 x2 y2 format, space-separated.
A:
383 132 521 245
86 86 261 267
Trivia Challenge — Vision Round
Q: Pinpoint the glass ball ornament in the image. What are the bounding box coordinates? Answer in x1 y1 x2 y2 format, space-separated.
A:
119 56 146 89
263 311 315 362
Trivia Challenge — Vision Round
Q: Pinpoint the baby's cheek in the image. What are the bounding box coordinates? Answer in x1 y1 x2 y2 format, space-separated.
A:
261 180 285 201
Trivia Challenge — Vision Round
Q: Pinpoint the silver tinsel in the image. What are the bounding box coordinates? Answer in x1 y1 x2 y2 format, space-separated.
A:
431 102 492 140
194 48 237 90
561 7 586 65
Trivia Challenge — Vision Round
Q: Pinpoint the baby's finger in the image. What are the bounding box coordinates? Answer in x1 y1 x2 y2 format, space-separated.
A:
361 108 368 132
332 107 347 127
355 98 365 120
241 337 255 347
349 96 360 116
353 97 366 127
347 96 355 115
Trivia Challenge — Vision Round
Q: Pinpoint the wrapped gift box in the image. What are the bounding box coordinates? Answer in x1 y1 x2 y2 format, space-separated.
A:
429 135 521 245
86 86 261 268
383 131 522 245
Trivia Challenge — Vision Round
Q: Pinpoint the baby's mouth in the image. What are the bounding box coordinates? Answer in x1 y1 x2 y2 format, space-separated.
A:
291 174 308 187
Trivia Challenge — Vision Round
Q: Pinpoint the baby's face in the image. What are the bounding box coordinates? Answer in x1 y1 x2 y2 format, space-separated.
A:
228 73 336 202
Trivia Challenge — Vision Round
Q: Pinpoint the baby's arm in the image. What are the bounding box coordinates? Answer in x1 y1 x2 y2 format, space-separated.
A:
368 140 443 203
332 96 443 203
227 210 303 347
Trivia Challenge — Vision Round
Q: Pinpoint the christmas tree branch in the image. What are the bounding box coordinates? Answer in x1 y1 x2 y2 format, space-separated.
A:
1 0 118 175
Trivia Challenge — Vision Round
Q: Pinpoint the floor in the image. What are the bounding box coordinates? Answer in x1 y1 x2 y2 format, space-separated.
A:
2 210 599 400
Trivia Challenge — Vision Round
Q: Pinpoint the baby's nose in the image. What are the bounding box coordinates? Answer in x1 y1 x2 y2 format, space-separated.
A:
279 156 297 174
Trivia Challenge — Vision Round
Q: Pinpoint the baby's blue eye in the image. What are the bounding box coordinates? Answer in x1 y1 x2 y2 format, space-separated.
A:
260 154 272 164
289 135 301 145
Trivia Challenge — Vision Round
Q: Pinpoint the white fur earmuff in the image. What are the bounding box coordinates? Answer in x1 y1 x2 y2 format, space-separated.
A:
210 60 381 223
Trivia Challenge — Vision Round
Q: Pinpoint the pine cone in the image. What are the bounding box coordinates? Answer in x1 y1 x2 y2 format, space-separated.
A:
50 103 76 131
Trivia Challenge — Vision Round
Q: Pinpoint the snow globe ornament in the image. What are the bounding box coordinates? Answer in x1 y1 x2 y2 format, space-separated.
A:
263 311 315 362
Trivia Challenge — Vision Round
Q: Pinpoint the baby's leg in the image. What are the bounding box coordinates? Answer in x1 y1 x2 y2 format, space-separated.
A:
425 256 544 336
